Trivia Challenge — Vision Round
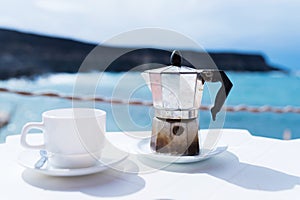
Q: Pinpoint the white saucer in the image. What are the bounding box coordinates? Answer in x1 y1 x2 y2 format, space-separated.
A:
137 139 227 164
18 150 128 177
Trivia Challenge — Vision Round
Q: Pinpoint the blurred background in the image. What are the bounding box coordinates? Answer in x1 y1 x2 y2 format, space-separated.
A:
0 0 299 142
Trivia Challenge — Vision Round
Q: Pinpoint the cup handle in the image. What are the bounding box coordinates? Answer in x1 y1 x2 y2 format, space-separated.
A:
20 122 45 149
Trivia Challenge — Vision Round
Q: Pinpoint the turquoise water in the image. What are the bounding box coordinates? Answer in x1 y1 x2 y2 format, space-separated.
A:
0 72 300 142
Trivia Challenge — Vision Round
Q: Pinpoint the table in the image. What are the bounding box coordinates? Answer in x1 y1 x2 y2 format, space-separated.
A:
1 129 300 200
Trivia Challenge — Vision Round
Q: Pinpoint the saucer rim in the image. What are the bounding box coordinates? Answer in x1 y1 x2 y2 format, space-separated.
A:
136 138 228 163
18 150 128 177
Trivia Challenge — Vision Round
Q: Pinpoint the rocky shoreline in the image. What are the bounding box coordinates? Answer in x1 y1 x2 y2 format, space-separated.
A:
0 28 282 80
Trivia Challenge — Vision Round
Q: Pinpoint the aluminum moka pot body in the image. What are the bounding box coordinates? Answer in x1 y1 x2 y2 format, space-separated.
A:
142 50 232 155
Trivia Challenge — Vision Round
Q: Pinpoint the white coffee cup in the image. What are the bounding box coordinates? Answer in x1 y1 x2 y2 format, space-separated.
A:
21 108 106 169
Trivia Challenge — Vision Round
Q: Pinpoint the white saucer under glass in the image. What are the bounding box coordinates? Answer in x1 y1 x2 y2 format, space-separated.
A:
18 150 128 177
137 138 227 163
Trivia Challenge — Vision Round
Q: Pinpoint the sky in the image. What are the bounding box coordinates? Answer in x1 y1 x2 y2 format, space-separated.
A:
0 0 299 70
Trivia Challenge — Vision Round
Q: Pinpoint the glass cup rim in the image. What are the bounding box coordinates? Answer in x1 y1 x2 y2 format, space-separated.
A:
42 108 106 119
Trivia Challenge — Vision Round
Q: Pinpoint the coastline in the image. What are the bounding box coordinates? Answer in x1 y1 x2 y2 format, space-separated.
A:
0 28 284 80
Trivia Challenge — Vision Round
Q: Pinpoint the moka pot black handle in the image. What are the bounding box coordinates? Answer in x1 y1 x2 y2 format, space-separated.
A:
201 70 233 121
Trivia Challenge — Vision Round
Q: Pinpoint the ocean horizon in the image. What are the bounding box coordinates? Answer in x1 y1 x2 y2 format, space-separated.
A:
0 71 299 143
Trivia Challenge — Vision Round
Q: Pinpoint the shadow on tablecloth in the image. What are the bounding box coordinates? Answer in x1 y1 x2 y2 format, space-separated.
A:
21 159 145 197
138 151 300 191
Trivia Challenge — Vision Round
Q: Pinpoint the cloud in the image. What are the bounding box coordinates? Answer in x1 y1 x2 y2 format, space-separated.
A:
0 0 299 69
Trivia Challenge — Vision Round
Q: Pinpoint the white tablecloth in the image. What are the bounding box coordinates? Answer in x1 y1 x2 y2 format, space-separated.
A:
1 129 300 200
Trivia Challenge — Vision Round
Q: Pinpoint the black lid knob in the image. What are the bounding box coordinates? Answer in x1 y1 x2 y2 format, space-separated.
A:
170 50 181 67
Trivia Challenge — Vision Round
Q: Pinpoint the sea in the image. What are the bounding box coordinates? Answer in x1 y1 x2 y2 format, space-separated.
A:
0 71 300 143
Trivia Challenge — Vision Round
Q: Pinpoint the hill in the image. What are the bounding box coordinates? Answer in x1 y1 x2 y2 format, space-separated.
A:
0 28 282 79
